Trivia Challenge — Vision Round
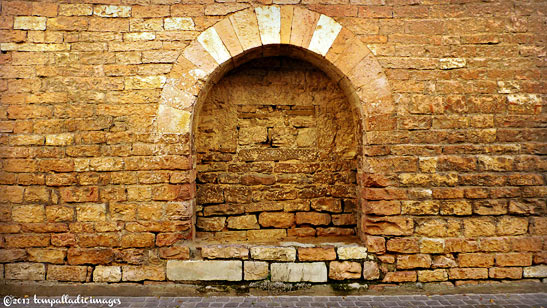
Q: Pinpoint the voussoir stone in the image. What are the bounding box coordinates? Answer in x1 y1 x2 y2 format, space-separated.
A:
250 247 296 262
167 260 242 281
271 262 327 282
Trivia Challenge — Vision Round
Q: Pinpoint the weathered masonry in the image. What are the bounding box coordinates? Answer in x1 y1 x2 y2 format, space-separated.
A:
0 1 545 288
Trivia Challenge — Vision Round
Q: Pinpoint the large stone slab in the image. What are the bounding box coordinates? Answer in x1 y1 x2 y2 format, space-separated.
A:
271 262 327 282
167 260 242 281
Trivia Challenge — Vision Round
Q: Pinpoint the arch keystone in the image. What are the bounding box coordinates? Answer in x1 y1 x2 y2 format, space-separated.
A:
229 9 261 51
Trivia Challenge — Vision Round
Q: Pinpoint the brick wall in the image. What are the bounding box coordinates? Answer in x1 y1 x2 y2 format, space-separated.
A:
0 0 545 286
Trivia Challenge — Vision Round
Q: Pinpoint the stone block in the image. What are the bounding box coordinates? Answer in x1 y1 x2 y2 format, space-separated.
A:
201 245 249 260
337 246 368 260
164 17 194 31
448 268 488 280
122 265 165 281
258 212 295 228
295 212 331 226
93 266 121 282
382 271 417 282
167 260 242 281
298 248 336 261
14 16 46 30
271 262 327 282
457 253 494 268
495 253 532 267
244 261 269 280
159 247 190 260
250 247 296 262
418 269 448 282
67 248 113 265
329 261 361 280
397 254 432 269
47 265 88 282
311 198 342 213
27 248 66 264
489 267 522 279
362 261 380 280
227 215 259 230
523 265 547 278
93 5 131 17
5 263 45 280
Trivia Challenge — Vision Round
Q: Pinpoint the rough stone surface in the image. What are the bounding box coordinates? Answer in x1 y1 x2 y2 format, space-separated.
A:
271 262 327 282
5 263 45 280
329 261 362 280
250 247 296 262
337 246 368 260
244 261 269 280
166 260 242 281
93 266 121 282
524 265 547 278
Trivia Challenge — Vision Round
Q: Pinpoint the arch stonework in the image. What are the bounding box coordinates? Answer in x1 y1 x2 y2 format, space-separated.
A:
155 5 394 242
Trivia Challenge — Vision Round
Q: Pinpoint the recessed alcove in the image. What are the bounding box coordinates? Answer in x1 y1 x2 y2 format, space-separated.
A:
194 56 362 244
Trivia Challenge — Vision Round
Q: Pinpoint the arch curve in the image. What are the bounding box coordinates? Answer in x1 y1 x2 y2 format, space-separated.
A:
155 5 394 136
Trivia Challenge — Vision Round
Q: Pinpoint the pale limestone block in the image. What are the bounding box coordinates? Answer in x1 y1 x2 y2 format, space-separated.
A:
198 27 231 65
93 266 121 282
308 14 342 56
165 17 195 31
524 265 547 278
244 261 269 280
271 263 327 282
337 246 368 260
255 6 281 45
167 260 242 281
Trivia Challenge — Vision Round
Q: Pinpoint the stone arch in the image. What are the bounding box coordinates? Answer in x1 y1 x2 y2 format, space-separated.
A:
155 5 394 242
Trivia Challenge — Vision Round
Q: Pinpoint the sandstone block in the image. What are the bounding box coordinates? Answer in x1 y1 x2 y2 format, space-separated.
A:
244 261 269 280
463 217 495 237
496 253 532 267
27 248 65 264
47 265 88 282
366 216 414 236
59 4 93 16
227 215 259 230
298 247 336 261
5 263 45 280
387 238 419 253
418 269 448 282
337 246 368 260
164 17 194 30
439 58 466 70
67 248 113 265
295 212 331 226
382 271 417 282
167 260 242 281
271 262 327 282
201 245 249 260
448 268 488 280
366 236 386 254
122 265 165 281
0 249 27 262
93 5 131 18
329 261 361 280
159 247 190 260
362 261 380 280
401 200 440 215
14 16 46 30
76 203 106 222
258 212 295 228
420 238 444 254
457 253 494 268
489 267 522 279
311 198 342 213
247 229 286 242
93 266 121 282
397 254 432 269
250 247 296 262
432 255 457 268
197 217 226 231
12 205 45 223
121 233 155 248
